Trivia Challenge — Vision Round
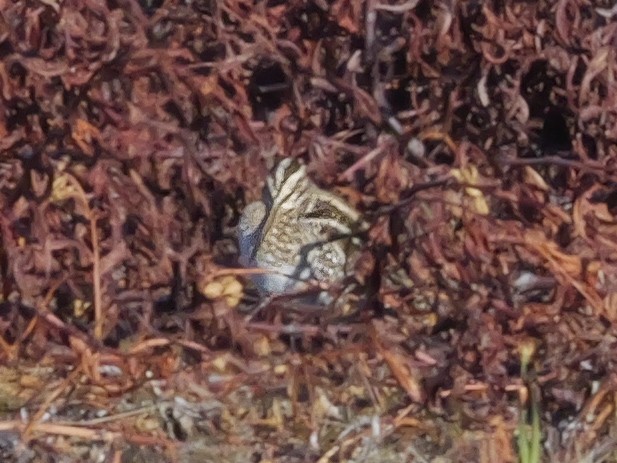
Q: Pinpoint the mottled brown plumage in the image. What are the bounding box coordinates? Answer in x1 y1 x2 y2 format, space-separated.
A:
237 158 365 300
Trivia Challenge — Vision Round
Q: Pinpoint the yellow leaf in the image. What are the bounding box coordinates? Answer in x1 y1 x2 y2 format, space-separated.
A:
200 275 244 308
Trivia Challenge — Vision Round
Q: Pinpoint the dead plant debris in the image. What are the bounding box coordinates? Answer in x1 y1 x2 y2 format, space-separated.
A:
1 0 617 461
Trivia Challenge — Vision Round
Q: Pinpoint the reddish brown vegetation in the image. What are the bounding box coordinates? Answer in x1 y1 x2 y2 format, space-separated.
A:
1 0 617 461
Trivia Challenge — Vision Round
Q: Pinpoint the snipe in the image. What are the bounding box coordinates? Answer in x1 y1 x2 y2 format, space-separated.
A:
237 158 366 303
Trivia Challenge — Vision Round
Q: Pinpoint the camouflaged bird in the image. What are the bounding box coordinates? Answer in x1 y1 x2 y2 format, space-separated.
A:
237 158 366 302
